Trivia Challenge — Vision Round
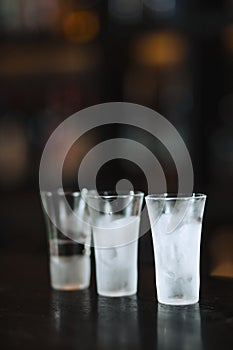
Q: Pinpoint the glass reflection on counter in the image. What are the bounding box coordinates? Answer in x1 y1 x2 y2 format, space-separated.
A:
157 304 203 350
97 295 141 349
50 289 92 342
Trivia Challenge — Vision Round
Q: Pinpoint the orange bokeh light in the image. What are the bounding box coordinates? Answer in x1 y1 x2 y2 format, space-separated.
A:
132 31 188 68
63 10 100 44
223 24 233 55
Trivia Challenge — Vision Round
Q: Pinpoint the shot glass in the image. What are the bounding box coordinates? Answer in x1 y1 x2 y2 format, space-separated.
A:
87 191 144 297
146 193 207 305
41 190 91 290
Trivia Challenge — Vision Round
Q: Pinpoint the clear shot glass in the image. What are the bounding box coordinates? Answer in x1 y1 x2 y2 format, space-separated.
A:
87 191 144 297
146 193 207 305
41 190 91 290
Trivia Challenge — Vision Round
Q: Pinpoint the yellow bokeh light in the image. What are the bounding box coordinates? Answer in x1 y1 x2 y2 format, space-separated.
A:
63 10 100 44
223 24 233 55
132 31 188 68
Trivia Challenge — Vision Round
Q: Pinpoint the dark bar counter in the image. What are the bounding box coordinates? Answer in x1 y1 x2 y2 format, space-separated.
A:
0 253 232 349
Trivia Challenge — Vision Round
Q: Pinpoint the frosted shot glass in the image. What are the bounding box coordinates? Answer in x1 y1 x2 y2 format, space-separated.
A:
87 191 144 297
41 190 91 290
146 193 207 305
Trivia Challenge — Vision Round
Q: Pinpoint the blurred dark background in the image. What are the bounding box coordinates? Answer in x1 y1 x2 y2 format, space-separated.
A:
0 0 232 278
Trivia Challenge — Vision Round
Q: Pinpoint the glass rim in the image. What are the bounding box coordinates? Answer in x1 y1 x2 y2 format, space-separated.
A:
145 193 207 200
86 190 144 199
40 188 81 197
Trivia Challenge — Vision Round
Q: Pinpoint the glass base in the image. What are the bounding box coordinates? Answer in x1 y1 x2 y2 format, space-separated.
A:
158 297 199 306
97 290 137 297
50 255 90 291
52 283 89 291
